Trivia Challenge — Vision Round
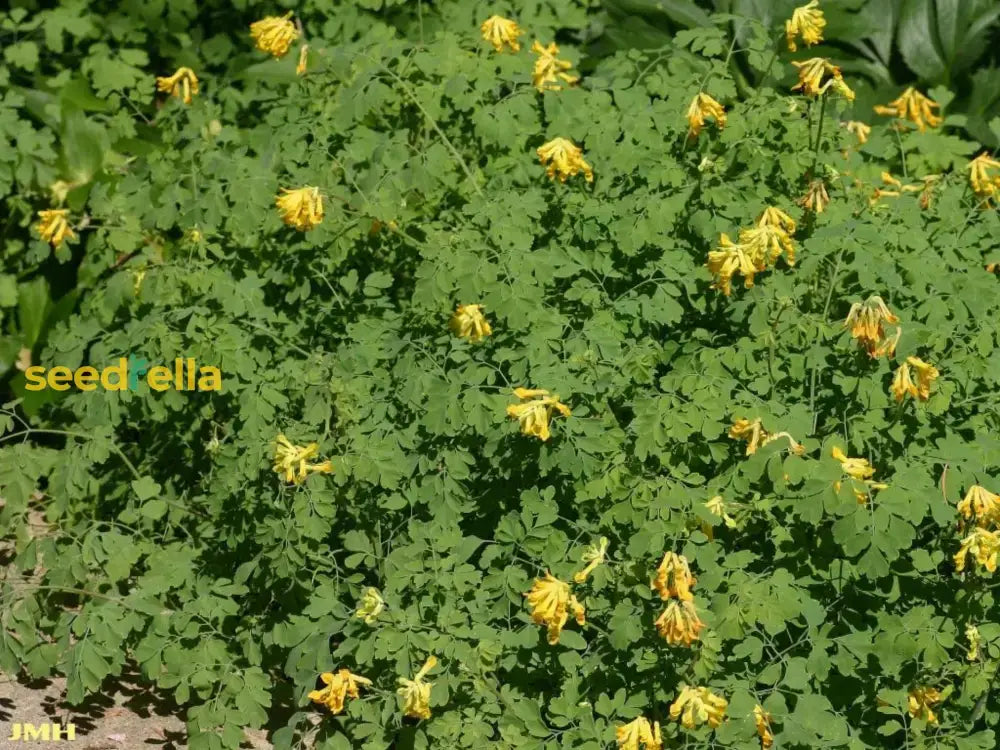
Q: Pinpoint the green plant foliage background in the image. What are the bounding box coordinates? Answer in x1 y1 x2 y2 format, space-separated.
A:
2 1 1000 749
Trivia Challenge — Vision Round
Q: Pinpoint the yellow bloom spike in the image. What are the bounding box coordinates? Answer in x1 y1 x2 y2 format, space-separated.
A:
276 186 324 231
573 537 609 583
480 15 522 52
273 434 333 484
843 296 900 358
669 686 728 729
798 179 830 214
450 304 492 342
891 361 916 402
354 587 385 625
728 418 804 456
524 572 586 644
308 669 372 714
531 41 578 91
156 67 199 105
654 599 705 646
874 87 942 132
616 716 663 750
652 551 696 601
686 92 727 137
955 527 1000 573
705 495 737 528
397 655 437 720
740 224 796 267
844 120 871 145
537 137 594 183
966 624 982 661
506 387 572 441
757 206 796 234
791 58 853 100
706 233 759 295
754 705 774 749
296 44 309 76
968 153 1000 199
906 356 939 400
907 687 942 725
36 209 75 249
785 1 826 51
250 12 299 58
957 485 1000 527
831 446 875 481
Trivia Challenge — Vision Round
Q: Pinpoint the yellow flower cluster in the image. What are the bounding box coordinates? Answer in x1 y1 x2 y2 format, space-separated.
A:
968 152 1000 204
250 12 299 58
955 484 1000 574
798 179 831 214
506 387 572 441
397 655 437 719
573 537 609 583
450 304 492 342
478 15 577 91
728 417 804 457
35 209 75 249
308 669 372 714
273 434 333 484
480 15 522 52
843 120 871 145
706 206 797 294
874 87 942 131
831 446 887 504
754 704 774 748
615 716 661 750
156 67 199 105
791 58 854 101
523 572 586 644
651 552 704 646
843 295 900 358
907 686 942 725
785 1 826 51
686 93 726 137
669 685 728 729
275 186 324 231
891 356 939 402
537 137 594 183
354 587 385 624
966 624 982 661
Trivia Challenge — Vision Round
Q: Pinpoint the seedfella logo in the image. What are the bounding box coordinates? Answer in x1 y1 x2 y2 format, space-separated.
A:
25 354 222 392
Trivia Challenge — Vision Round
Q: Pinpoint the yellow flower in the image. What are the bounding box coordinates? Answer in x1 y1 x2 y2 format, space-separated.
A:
36 209 75 248
874 87 942 131
506 387 572 441
791 58 853 100
906 356 939 400
652 551 696 601
705 495 737 528
296 44 309 76
955 527 1000 573
844 120 871 145
958 485 1000 527
354 587 385 625
573 537 609 583
907 687 942 725
831 446 875 481
686 93 726 137
480 15 522 52
798 179 830 213
740 224 796 267
132 268 147 295
531 41 578 91
654 599 705 646
785 1 826 51
250 12 299 58
890 361 915 402
616 716 662 750
670 686 728 729
843 296 900 358
728 418 804 456
966 624 981 662
156 67 199 105
967 152 1000 200
537 137 593 183
754 705 774 749
397 655 436 720
276 186 324 231
524 572 586 644
308 669 372 714
273 434 333 484
450 304 492 342
706 233 759 295
757 206 797 234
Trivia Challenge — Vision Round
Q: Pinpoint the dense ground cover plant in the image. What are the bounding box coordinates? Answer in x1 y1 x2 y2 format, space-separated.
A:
2 1 1000 749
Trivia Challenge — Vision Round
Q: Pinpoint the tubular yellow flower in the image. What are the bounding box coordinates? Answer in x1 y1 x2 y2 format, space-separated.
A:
273 434 333 484
573 537 609 583
831 446 875 481
891 361 916 402
791 58 852 100
354 587 385 625
670 686 728 729
967 152 1000 201
874 87 942 131
843 296 900 358
754 705 774 749
705 495 737 528
480 15 522 52
537 137 593 183
654 599 705 646
276 186 324 231
906 356 939 400
728 418 804 456
844 120 871 144
506 387 571 441
616 716 662 750
757 206 796 234
397 655 437 720
740 224 796 267
652 551 696 601
686 92 726 137
156 67 199 104
524 572 586 644
907 687 941 725
706 233 759 295
966 624 982 661
296 44 309 76
785 1 826 51
36 209 75 248
958 485 1000 527
308 669 372 714
531 41 578 91
450 304 492 342
798 179 830 213
955 527 1000 573
250 12 299 58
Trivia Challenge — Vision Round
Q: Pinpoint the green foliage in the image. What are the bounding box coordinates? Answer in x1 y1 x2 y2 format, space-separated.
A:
2 1 1000 749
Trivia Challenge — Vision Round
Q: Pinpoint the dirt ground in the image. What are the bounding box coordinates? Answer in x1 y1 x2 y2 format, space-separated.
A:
0 674 272 750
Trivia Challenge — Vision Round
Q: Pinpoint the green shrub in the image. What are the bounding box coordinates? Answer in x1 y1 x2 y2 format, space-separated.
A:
3 3 1000 750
